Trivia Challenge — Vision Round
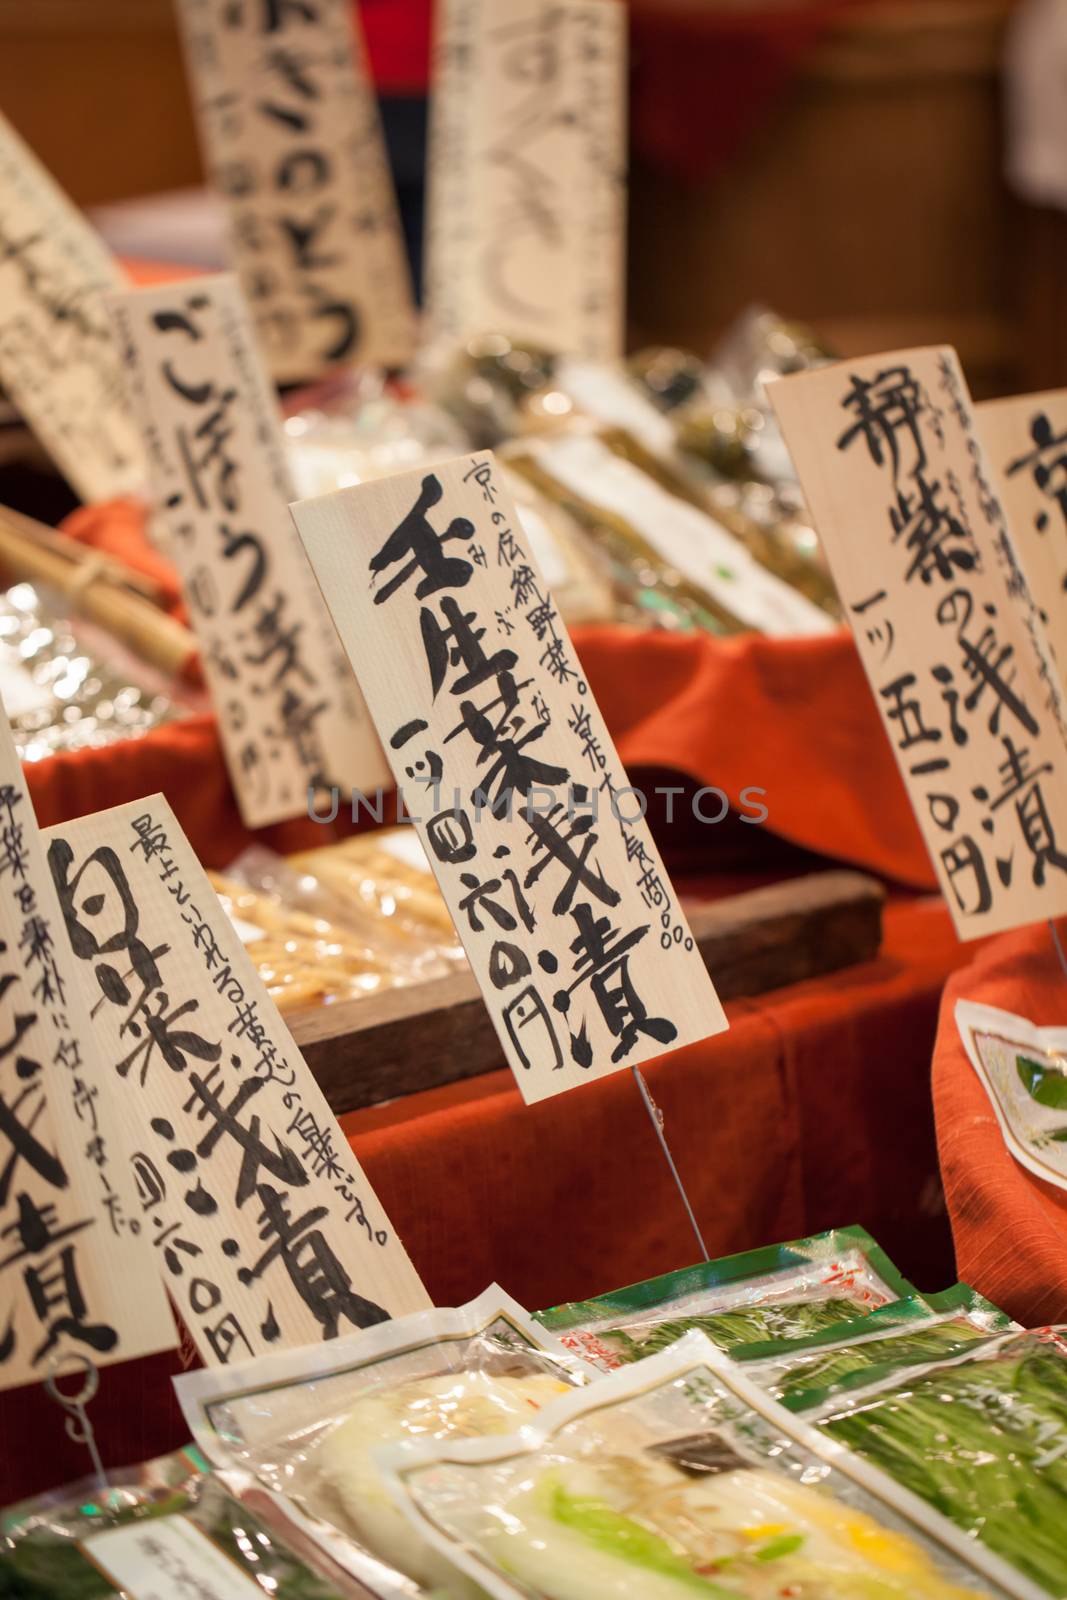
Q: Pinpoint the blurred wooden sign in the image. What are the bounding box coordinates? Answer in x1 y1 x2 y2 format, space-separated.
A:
425 0 626 361
109 275 390 830
291 452 727 1105
978 389 1067 674
0 714 176 1394
43 795 430 1365
173 0 416 383
771 346 1067 939
0 112 145 503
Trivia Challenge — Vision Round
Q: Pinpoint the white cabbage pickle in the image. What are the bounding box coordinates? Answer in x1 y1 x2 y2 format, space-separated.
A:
315 1370 570 1593
481 1451 992 1599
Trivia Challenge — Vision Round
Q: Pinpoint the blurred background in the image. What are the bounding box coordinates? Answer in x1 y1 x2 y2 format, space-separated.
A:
0 0 1063 400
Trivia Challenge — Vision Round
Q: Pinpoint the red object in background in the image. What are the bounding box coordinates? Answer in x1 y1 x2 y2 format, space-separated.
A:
360 0 433 95
354 0 869 180
934 924 1067 1327
628 0 865 182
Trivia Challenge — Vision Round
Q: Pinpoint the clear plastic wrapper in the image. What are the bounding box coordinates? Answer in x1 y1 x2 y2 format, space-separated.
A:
810 1327 1067 1598
422 332 842 622
379 1330 1016 1600
176 1288 594 1599
287 831 466 970
536 1225 916 1373
208 844 451 1015
709 304 834 405
504 426 834 639
0 580 192 761
498 463 617 626
419 335 558 448
283 372 469 500
1 1447 379 1599
729 1288 1017 1414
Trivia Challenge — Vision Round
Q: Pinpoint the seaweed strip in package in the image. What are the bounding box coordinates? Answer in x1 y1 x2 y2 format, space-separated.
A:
376 1330 1023 1600
175 1287 595 1599
807 1326 1067 1598
728 1286 1017 1414
0 1447 382 1600
535 1225 917 1372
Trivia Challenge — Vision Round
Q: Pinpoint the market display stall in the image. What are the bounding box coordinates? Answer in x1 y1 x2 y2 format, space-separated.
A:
4 0 1067 1596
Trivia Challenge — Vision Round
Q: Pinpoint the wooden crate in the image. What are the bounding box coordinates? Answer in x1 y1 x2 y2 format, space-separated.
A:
291 869 886 1113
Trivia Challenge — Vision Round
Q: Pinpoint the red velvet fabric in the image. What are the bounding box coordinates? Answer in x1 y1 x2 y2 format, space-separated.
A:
934 922 1067 1328
1 894 966 1506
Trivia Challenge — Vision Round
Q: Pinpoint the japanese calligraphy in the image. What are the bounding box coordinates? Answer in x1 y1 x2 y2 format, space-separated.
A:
108 275 390 830
44 795 429 1364
978 388 1067 676
0 111 145 502
425 0 626 361
291 453 726 1104
771 346 1067 938
0 713 175 1394
174 0 415 382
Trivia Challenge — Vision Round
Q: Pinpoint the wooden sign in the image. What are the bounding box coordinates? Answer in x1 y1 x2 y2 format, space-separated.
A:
977 389 1067 672
425 0 626 361
291 453 727 1104
770 347 1067 939
0 111 145 503
174 0 416 383
0 714 176 1394
42 795 430 1365
108 275 391 831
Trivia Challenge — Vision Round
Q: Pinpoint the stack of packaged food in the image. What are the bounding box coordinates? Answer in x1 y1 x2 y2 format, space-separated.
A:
8 1226 1060 1600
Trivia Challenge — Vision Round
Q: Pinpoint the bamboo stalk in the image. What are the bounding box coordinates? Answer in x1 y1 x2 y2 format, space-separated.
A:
0 506 199 682
0 501 166 601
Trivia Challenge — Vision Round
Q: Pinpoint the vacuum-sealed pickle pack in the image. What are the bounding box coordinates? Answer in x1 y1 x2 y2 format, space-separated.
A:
536 1225 917 1372
0 1447 382 1599
808 1327 1067 1598
729 1286 1016 1413
175 1288 595 1599
378 1330 1021 1600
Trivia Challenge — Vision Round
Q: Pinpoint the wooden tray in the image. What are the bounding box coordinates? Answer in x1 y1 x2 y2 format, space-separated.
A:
291 869 886 1114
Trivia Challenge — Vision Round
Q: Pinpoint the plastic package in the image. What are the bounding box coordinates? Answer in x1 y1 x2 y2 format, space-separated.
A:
379 1330 1015 1600
209 843 453 1014
287 831 466 970
729 1287 1017 1414
0 1447 376 1599
0 580 192 761
536 1225 916 1372
812 1327 1067 1597
505 426 834 639
176 1288 594 1599
283 373 469 500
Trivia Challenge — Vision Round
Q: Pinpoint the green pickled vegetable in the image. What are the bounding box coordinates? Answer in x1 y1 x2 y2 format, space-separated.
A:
820 1336 1067 1596
1017 1052 1067 1110
603 1297 867 1363
548 1477 743 1596
765 1322 996 1412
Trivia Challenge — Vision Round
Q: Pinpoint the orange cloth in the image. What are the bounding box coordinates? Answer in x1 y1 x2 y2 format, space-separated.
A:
0 894 967 1505
934 922 1067 1327
35 501 934 887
